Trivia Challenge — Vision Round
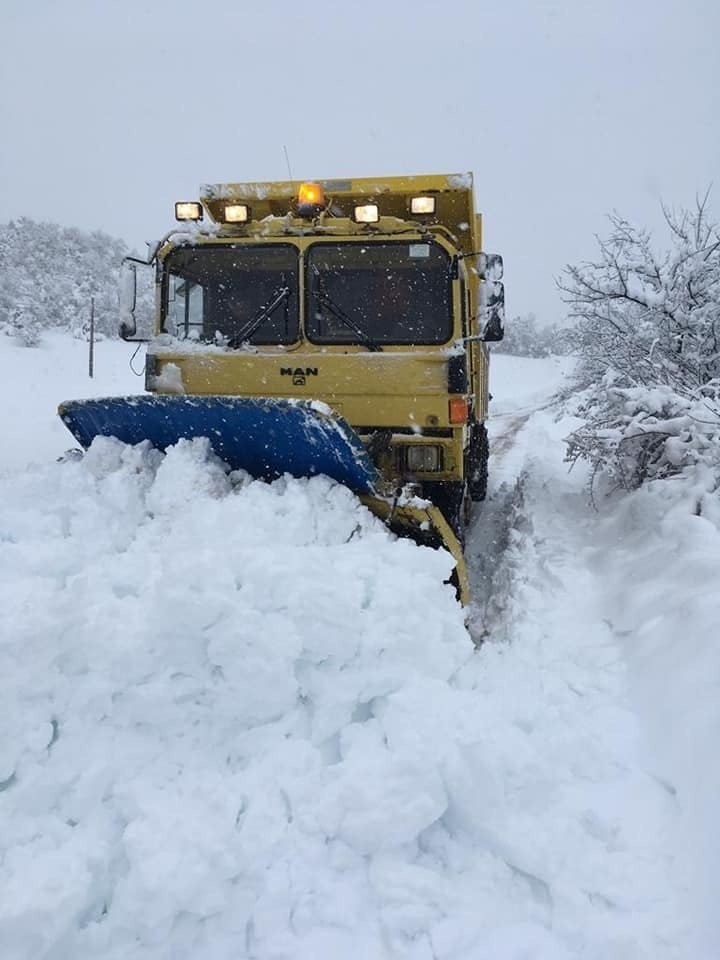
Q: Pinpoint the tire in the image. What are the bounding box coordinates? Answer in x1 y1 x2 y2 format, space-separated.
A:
467 422 489 502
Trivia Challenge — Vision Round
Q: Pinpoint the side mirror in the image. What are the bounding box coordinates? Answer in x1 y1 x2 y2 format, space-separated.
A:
477 252 504 281
119 262 137 339
480 280 505 342
119 260 154 341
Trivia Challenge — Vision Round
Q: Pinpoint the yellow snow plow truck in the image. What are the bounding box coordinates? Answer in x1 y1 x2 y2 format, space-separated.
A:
59 173 505 603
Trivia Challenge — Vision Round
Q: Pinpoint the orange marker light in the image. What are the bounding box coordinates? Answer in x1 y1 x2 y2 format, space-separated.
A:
448 397 469 424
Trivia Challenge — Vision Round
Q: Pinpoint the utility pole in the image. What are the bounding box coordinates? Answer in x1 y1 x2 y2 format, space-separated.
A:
88 297 95 378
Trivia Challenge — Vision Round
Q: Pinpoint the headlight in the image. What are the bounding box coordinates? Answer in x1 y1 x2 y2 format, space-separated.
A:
222 203 250 223
410 196 436 215
353 204 379 223
406 444 442 472
175 202 203 221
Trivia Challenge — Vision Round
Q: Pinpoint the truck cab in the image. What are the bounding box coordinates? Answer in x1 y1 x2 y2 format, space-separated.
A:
125 173 504 536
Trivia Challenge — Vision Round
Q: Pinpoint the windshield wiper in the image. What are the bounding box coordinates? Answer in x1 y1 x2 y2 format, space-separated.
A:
311 267 383 352
227 284 291 348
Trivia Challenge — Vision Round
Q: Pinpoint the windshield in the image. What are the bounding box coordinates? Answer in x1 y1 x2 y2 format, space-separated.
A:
163 244 299 345
306 241 452 346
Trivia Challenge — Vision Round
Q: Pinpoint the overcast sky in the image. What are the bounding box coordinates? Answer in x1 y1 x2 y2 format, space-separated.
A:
1 0 718 325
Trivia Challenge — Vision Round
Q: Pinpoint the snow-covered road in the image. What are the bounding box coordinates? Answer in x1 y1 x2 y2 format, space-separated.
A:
1 336 716 958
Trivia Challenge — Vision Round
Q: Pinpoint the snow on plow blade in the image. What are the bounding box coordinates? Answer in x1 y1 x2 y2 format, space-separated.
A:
58 394 469 603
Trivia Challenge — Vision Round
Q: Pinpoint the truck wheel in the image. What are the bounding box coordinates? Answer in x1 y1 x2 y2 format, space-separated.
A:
467 423 489 501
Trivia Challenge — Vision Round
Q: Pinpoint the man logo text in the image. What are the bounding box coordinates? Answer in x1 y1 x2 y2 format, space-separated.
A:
280 367 318 386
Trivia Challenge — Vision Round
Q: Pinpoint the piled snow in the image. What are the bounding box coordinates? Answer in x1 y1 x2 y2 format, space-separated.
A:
600 480 720 953
0 336 716 958
0 435 468 959
479 357 719 957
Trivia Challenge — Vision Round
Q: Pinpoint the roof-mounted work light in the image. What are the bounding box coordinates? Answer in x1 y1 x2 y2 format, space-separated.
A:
175 202 203 222
222 203 250 223
297 182 327 218
353 204 379 224
410 196 436 216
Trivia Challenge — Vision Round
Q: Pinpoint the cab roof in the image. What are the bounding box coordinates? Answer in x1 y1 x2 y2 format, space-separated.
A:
198 173 479 252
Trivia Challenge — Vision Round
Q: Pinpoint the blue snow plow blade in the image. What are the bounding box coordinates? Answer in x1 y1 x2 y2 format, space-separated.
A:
58 395 381 495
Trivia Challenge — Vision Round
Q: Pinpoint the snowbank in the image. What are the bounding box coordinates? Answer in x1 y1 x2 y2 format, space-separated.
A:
0 435 471 959
599 479 720 956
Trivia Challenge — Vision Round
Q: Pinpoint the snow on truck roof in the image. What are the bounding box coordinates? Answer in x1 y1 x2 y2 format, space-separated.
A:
200 172 473 202
197 173 479 248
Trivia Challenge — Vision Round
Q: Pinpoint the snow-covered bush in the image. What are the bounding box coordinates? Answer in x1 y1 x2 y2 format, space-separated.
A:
0 218 142 343
560 195 720 496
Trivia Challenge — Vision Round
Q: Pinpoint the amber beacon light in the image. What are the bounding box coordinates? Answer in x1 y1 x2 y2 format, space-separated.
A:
297 182 327 217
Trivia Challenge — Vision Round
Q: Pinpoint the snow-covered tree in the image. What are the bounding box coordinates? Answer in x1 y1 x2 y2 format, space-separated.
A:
491 312 569 357
0 219 132 343
7 275 43 346
560 195 720 495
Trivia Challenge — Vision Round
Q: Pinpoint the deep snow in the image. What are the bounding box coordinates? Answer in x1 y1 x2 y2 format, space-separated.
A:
1 334 717 959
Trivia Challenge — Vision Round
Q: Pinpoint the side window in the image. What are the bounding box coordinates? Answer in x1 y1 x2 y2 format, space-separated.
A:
166 275 204 339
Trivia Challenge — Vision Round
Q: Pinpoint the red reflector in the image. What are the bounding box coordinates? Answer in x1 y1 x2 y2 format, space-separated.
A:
448 398 469 424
